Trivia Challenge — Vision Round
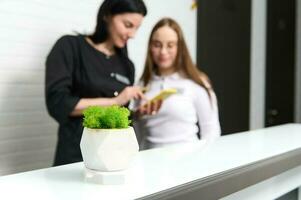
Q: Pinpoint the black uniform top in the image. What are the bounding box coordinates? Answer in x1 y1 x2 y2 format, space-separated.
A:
45 35 135 166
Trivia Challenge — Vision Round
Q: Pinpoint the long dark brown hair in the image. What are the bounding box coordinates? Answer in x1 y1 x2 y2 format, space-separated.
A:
89 0 147 44
140 18 213 96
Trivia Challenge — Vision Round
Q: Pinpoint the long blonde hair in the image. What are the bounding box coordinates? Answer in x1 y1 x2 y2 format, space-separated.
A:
140 18 212 96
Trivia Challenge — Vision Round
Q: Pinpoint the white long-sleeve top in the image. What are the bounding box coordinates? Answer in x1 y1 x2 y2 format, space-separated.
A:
134 72 221 149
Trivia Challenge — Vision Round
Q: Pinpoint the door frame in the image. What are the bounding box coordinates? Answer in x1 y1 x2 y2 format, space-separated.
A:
250 0 300 128
295 0 301 123
249 0 267 129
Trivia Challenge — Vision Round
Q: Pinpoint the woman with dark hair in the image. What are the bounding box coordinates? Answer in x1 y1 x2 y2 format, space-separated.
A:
45 0 150 166
135 18 221 149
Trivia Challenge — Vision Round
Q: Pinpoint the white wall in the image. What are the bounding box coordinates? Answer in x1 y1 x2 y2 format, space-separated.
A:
0 0 196 175
0 0 100 175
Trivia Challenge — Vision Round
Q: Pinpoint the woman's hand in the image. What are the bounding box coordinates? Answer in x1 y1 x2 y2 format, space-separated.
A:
113 86 145 106
136 99 163 116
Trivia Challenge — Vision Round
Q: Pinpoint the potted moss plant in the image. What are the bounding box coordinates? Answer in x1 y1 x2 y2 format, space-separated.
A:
80 105 139 172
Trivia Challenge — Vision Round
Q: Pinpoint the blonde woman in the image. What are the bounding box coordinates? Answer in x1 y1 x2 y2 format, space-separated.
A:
135 18 221 149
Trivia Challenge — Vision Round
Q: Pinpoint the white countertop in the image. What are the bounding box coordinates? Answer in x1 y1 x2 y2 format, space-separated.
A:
1 123 301 200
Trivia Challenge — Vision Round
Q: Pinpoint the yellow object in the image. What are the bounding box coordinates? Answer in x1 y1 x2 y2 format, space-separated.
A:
191 1 197 10
150 88 178 102
141 87 149 93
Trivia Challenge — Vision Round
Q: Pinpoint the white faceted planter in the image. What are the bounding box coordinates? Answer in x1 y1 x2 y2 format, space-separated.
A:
80 126 139 172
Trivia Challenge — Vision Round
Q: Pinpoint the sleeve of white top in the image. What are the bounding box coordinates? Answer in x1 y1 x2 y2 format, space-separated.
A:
193 85 221 143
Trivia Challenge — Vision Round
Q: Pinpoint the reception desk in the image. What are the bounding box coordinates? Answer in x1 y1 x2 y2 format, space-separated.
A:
1 124 301 200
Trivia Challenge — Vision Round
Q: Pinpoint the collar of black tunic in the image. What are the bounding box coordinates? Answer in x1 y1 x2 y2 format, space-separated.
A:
79 35 119 60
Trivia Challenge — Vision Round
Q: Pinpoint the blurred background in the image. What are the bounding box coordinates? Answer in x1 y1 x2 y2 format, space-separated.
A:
0 2 300 199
